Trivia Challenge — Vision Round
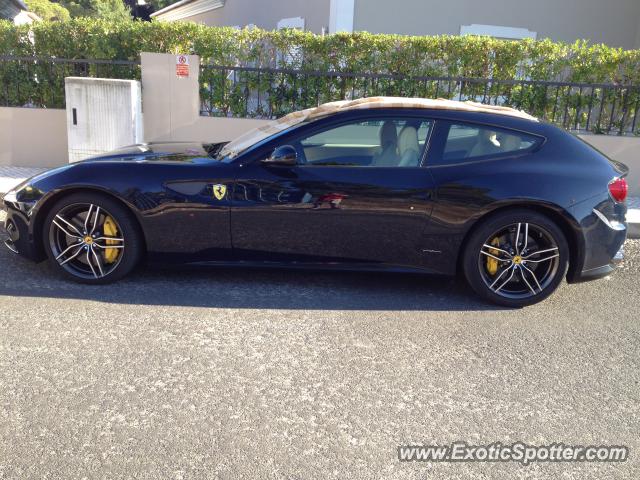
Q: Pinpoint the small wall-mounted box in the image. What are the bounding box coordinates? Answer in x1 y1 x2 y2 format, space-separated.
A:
65 77 143 163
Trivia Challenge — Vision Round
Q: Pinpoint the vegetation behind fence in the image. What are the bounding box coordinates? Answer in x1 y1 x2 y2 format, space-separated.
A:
1 19 640 134
2 19 640 83
0 55 139 108
199 65 640 135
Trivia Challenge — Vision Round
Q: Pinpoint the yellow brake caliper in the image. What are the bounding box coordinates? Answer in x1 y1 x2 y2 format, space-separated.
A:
486 237 501 275
103 216 120 264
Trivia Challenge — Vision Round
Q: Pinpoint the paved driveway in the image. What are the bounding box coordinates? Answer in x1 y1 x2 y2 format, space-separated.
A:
1 227 639 479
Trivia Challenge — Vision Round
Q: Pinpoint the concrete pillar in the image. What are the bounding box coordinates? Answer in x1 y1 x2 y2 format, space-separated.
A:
140 52 201 143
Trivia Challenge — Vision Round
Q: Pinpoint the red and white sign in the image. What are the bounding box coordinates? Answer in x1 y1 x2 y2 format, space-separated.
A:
176 55 189 78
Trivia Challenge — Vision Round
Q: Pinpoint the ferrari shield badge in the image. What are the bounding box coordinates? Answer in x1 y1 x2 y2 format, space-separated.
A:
213 184 227 200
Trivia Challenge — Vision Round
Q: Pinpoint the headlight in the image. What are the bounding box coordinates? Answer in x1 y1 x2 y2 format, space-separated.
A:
3 184 43 216
3 178 30 204
3 188 19 204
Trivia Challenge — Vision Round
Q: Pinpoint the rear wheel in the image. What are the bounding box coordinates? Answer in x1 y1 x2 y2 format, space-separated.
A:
43 193 143 284
463 209 569 307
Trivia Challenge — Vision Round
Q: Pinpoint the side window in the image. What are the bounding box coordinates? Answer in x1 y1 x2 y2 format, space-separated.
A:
297 118 432 167
442 123 540 163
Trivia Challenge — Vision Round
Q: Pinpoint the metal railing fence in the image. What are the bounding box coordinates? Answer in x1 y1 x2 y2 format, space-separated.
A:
1 56 638 135
0 55 140 109
200 64 640 135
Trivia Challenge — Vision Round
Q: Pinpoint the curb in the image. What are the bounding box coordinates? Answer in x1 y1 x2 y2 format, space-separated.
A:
627 209 640 239
628 197 640 240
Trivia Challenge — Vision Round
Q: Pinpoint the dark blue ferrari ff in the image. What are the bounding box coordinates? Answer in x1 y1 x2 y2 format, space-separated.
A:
3 97 628 307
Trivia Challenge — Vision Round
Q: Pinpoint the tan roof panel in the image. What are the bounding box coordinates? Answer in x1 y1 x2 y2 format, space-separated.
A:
221 96 538 158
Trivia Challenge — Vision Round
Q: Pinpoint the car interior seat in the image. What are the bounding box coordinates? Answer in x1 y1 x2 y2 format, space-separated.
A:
497 133 522 153
397 126 420 167
468 129 503 158
371 120 398 166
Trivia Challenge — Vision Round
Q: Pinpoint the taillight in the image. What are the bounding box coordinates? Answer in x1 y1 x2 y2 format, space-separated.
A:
608 177 628 203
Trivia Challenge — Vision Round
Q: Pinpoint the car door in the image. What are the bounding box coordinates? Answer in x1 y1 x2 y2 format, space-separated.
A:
420 120 547 275
229 112 439 270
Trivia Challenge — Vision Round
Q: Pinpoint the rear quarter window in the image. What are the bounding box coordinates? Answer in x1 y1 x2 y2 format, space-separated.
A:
435 122 542 165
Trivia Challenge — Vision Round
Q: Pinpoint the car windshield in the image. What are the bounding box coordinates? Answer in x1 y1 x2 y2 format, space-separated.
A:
217 108 331 159
203 142 229 158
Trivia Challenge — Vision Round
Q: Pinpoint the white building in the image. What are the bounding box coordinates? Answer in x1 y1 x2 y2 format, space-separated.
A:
152 0 640 49
0 0 40 25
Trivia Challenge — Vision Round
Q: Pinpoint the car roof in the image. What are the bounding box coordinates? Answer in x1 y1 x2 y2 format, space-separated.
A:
220 97 539 158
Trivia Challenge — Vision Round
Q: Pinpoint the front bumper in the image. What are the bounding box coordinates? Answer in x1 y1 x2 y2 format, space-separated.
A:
4 215 20 254
3 199 45 262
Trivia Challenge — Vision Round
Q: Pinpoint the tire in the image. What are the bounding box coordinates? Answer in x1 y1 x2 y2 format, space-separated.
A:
462 209 569 307
43 192 143 284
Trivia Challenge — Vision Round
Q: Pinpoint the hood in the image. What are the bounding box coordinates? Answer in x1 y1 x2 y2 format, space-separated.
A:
81 142 229 164
7 141 230 198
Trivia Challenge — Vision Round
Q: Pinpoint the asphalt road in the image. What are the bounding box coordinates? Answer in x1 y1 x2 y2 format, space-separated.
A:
1 222 639 479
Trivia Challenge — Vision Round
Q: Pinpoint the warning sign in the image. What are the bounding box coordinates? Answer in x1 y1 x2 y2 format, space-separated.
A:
176 55 189 78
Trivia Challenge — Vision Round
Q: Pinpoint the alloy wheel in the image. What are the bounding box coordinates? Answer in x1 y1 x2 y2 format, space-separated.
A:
477 222 560 300
48 203 125 280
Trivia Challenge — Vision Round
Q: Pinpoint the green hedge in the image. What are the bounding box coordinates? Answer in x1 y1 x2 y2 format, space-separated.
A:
2 18 640 82
1 19 640 133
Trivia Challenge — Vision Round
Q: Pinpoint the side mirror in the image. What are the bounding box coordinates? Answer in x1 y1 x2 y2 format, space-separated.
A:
262 145 297 166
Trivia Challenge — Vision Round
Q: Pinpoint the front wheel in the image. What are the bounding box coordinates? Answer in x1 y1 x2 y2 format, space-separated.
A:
462 210 569 307
43 193 143 284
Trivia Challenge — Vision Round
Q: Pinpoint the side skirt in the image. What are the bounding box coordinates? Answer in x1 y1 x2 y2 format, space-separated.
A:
148 259 449 276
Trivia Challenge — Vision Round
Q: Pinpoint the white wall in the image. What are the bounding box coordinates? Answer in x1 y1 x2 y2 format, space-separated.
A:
162 0 331 34
354 0 640 49
140 52 270 144
329 0 354 33
578 135 640 197
0 107 68 168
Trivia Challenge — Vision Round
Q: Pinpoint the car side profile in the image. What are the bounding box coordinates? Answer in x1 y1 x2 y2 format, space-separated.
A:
3 97 628 307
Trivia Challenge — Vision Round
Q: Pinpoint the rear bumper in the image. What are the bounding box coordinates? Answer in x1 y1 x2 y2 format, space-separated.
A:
571 244 624 283
567 198 627 283
574 264 615 282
